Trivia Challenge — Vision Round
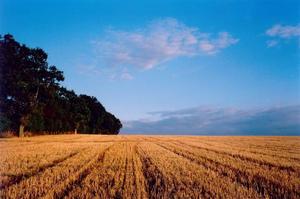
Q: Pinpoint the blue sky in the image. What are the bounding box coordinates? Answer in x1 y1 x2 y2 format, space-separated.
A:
1 0 299 134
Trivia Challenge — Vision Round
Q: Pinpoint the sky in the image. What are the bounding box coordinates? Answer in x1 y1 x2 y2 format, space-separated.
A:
1 0 299 135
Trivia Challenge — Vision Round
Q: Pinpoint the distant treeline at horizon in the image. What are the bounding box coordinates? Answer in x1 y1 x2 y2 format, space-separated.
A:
0 34 122 136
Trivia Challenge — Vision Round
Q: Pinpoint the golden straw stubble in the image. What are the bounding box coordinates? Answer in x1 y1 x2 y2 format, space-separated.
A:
0 135 299 199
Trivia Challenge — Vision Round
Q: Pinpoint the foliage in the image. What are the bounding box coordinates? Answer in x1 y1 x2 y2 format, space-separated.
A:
0 34 122 135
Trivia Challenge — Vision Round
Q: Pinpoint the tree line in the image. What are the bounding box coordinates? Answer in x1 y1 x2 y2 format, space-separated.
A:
0 34 122 136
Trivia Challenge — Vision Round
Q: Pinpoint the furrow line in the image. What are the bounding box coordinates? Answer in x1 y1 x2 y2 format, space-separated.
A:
45 144 113 199
157 142 299 199
0 151 79 190
136 144 216 199
176 141 300 175
136 145 173 199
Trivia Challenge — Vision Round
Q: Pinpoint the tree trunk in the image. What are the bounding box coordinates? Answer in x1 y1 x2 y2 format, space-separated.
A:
75 122 80 134
19 124 24 137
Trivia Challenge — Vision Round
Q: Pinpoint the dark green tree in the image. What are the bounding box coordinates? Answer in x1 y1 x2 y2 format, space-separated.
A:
0 34 122 136
0 34 64 136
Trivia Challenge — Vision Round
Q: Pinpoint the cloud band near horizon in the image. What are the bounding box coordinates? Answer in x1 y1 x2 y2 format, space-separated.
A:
122 105 300 135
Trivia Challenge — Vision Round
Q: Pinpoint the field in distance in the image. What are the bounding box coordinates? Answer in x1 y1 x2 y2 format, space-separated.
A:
0 135 299 199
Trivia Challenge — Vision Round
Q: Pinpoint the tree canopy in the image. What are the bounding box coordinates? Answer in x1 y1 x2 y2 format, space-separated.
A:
0 34 122 135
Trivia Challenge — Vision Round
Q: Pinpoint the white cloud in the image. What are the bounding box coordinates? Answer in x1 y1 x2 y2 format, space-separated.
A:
266 24 300 38
265 24 300 47
94 18 239 69
198 32 239 54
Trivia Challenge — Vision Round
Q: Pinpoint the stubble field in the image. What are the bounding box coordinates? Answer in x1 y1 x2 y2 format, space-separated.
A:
0 135 299 199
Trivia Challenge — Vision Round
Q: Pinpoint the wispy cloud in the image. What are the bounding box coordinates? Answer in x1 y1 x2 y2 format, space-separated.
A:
108 69 134 81
93 18 239 70
266 24 300 38
122 105 300 135
265 24 300 47
76 63 102 76
120 72 134 80
266 40 279 48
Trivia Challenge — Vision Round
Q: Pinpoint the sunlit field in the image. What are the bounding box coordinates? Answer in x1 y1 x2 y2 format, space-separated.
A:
0 135 299 198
